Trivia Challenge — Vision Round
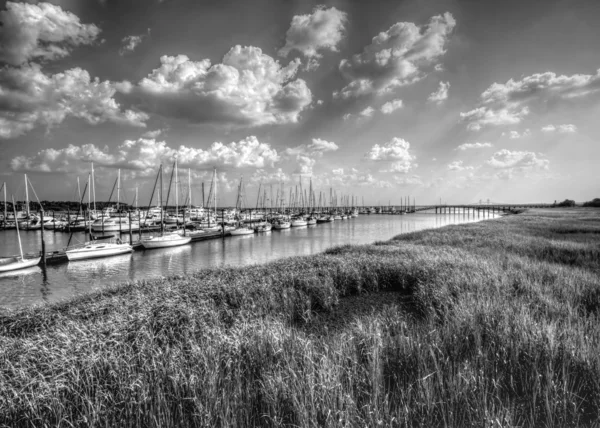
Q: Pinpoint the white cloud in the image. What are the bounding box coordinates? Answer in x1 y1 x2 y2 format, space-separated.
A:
119 29 150 56
319 169 391 188
428 81 450 104
461 69 600 131
0 1 101 66
447 160 474 171
359 106 375 117
486 149 549 170
284 138 339 176
456 142 493 151
541 124 577 133
249 168 290 185
342 113 352 121
127 46 312 127
365 137 416 173
278 6 347 70
394 174 423 185
335 12 455 98
141 129 165 138
10 136 280 175
503 129 531 139
0 63 148 139
380 98 403 114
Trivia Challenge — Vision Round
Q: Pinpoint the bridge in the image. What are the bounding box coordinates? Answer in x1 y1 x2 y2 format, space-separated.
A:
412 203 553 214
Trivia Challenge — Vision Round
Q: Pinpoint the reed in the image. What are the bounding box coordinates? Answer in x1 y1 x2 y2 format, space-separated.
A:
1 208 599 427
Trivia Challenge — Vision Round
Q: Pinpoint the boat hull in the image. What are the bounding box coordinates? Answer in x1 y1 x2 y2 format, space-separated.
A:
0 257 41 272
66 245 133 261
141 235 192 249
230 228 255 236
273 222 291 229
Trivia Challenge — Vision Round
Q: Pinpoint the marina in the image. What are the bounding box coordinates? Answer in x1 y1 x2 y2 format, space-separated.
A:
0 211 498 308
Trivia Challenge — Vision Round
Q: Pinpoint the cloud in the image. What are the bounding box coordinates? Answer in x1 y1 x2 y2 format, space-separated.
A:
335 12 455 99
365 137 416 173
380 98 403 114
428 81 450 104
359 106 375 117
278 6 347 69
119 29 150 56
10 136 280 175
319 168 391 188
0 63 148 139
503 129 531 139
141 129 165 138
393 174 423 185
284 138 339 175
0 1 101 66
447 160 474 171
249 168 290 185
127 46 312 127
541 124 577 133
486 149 549 170
461 69 600 131
456 142 493 151
342 113 352 121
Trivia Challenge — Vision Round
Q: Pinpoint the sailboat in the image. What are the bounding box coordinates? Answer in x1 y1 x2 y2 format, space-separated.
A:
142 159 192 249
65 175 134 261
0 196 41 272
229 176 255 236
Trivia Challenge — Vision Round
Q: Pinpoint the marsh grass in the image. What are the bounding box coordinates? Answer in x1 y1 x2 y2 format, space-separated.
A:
1 208 599 427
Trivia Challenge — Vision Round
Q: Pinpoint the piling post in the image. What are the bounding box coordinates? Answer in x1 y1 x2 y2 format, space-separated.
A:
221 209 225 240
67 207 71 233
52 210 56 233
138 210 142 241
40 209 46 266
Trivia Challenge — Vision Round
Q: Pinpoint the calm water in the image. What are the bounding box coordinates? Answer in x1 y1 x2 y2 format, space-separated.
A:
0 212 496 309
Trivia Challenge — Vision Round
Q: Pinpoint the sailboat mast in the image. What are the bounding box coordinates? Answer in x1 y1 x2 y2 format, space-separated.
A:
12 196 24 260
160 165 164 234
174 157 178 225
116 169 121 211
24 174 30 218
77 177 81 202
3 182 7 226
91 163 96 212
135 187 138 210
213 168 217 218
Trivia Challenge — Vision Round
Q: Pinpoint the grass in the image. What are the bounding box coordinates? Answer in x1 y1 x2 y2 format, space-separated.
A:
1 208 599 427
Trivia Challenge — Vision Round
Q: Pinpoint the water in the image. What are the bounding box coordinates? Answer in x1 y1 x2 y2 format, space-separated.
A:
0 212 496 308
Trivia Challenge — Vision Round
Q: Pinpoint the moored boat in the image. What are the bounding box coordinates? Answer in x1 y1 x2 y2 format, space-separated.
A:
0 256 40 272
66 235 133 261
141 232 192 249
230 225 255 235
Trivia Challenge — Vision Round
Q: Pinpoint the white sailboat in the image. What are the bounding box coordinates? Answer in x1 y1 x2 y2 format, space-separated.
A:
142 159 192 249
0 196 40 272
65 176 133 261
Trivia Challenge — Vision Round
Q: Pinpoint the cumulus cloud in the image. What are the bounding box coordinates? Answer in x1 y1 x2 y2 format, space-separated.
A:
10 136 280 175
456 142 493 151
503 129 531 139
447 160 474 171
394 174 423 185
365 137 416 173
318 168 391 188
284 138 339 175
461 69 600 131
428 81 450 104
541 124 577 133
0 63 148 139
126 46 312 127
335 12 455 99
0 1 101 66
380 98 403 114
119 29 150 56
359 106 375 117
141 129 165 138
249 168 290 185
278 6 347 69
486 149 549 170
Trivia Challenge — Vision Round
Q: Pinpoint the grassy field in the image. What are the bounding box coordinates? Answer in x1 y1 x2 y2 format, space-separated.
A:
1 208 599 427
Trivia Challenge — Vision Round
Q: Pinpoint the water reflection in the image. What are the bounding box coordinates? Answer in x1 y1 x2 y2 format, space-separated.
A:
0 214 498 308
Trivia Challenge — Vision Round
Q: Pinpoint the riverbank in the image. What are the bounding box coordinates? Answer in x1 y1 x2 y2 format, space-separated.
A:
1 208 599 426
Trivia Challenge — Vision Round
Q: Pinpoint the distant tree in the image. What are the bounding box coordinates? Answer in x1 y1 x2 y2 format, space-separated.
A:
583 198 600 207
556 199 576 207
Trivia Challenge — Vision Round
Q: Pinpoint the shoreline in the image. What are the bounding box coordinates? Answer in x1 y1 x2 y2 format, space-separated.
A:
1 208 599 426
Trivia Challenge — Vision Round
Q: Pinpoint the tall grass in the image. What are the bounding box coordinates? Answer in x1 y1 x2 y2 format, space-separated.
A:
1 208 599 427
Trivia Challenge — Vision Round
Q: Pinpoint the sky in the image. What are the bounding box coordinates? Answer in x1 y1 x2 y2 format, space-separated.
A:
1 0 599 207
